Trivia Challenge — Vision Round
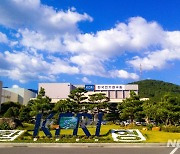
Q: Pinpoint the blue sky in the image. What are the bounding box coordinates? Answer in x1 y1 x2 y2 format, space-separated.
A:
0 0 180 90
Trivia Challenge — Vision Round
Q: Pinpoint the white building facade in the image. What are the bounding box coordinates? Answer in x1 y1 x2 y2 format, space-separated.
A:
39 83 138 103
84 84 138 103
39 83 75 103
1 88 37 105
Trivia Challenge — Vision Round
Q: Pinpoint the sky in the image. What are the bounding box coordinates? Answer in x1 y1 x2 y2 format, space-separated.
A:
0 0 180 90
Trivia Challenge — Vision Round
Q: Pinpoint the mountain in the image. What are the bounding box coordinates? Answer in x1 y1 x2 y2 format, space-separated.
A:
130 80 180 101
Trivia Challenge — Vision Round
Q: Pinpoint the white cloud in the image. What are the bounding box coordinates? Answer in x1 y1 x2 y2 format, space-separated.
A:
14 16 165 58
0 0 92 35
0 50 79 83
128 48 180 71
10 41 18 47
0 32 8 43
65 17 164 58
0 0 180 84
16 15 180 74
110 69 139 80
163 31 180 48
82 77 92 84
0 0 92 52
49 56 79 75
70 54 106 76
0 50 51 82
19 29 65 52
12 84 19 88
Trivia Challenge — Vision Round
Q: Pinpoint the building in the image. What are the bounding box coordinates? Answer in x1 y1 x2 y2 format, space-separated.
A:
39 83 138 103
1 89 19 104
84 84 138 103
1 88 37 105
39 83 75 103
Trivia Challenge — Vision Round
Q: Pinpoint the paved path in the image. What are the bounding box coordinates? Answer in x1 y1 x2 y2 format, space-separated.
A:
0 147 179 154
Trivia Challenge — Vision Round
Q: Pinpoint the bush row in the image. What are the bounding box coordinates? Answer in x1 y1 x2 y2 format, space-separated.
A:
161 126 180 133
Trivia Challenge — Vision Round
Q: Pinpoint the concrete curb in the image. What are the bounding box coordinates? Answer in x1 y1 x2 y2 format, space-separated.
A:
0 143 167 148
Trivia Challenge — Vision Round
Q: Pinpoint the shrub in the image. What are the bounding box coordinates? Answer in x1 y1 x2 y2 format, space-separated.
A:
106 137 111 140
147 124 153 130
106 121 114 125
0 122 11 130
161 126 180 133
60 134 65 139
89 136 94 139
0 102 22 116
3 108 14 118
21 131 32 138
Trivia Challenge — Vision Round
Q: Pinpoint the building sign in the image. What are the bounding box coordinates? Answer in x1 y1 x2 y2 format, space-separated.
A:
85 85 95 91
33 112 103 138
95 85 125 91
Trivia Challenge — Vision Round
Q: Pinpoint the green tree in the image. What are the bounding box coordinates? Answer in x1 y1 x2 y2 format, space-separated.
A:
68 87 88 104
19 106 31 122
156 94 180 125
142 100 158 124
11 107 20 118
104 103 119 123
29 87 52 116
130 80 180 102
3 108 15 118
89 93 109 103
53 99 78 113
0 102 22 116
88 93 109 111
118 91 143 123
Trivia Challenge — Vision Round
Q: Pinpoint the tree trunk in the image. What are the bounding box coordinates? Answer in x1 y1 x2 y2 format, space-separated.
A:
145 116 150 124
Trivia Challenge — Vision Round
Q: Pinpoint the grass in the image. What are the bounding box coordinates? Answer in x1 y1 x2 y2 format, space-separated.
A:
18 123 35 130
27 124 121 136
141 130 180 143
10 124 180 143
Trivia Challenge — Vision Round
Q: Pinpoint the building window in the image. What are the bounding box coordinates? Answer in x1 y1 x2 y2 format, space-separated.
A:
109 91 116 99
116 90 123 99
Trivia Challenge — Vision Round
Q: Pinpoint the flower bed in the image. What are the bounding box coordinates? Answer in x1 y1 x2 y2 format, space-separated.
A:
111 129 146 142
0 130 24 141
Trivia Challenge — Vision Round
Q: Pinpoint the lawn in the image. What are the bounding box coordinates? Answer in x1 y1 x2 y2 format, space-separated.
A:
28 124 121 136
23 124 180 143
141 130 180 143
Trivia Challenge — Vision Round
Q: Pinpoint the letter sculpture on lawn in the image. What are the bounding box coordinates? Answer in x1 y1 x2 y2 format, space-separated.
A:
33 112 103 138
